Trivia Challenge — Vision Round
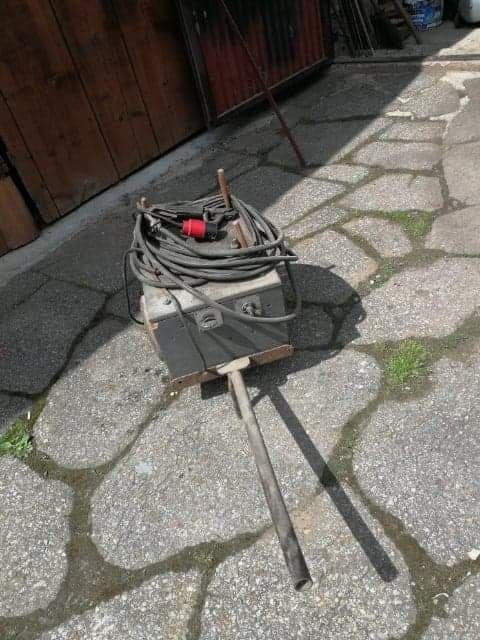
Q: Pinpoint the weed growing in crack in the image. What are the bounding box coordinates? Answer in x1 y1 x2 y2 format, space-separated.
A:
0 418 33 459
384 340 429 389
391 211 432 239
0 397 46 460
371 259 395 287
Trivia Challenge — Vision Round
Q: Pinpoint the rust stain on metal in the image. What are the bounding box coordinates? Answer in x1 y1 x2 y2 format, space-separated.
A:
177 0 333 123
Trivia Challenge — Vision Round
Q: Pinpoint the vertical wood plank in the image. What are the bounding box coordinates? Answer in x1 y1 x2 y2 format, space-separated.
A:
112 0 204 152
50 0 159 177
0 1 117 217
0 93 58 221
0 230 8 256
0 176 39 250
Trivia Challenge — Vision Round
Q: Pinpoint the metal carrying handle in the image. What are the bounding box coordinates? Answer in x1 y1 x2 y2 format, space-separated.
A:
228 368 312 591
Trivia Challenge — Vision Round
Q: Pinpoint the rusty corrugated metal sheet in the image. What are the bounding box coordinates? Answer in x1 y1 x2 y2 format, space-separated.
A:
177 0 333 124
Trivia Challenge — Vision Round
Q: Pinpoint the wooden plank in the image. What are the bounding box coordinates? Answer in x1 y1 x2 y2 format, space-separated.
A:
0 176 39 250
0 1 117 218
0 156 9 178
50 0 159 178
0 93 58 221
0 229 8 256
112 0 204 153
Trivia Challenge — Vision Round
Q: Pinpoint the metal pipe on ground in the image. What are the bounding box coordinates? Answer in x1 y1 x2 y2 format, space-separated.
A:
228 368 312 591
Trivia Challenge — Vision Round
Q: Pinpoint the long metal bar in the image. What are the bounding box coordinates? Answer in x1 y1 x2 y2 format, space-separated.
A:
352 0 375 54
391 0 422 45
228 369 312 591
216 0 307 168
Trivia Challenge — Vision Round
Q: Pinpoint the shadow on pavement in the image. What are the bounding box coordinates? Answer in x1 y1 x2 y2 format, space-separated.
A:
265 385 397 583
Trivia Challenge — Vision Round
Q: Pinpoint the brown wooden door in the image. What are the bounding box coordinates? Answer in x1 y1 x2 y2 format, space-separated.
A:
0 0 203 231
112 0 204 152
50 0 160 178
0 1 118 219
0 175 39 256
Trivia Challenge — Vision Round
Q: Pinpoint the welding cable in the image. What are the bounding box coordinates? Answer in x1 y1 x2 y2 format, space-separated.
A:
125 193 301 325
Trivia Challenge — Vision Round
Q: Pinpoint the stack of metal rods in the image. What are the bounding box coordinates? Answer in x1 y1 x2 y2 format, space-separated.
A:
332 0 378 55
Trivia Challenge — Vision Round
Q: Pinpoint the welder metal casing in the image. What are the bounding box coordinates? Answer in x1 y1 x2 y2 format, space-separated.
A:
142 270 289 380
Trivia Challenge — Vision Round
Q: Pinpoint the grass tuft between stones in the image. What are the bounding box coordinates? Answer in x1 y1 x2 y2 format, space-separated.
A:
384 340 429 389
0 418 33 459
0 397 46 460
390 211 432 239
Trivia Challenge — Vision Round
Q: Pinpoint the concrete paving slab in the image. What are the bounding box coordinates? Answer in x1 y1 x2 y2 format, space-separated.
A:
201 489 415 640
287 68 358 108
444 101 480 145
230 167 344 228
354 141 442 170
0 394 31 436
442 72 480 94
148 150 257 203
340 174 443 212
285 206 350 242
355 348 480 565
307 76 400 120
343 217 412 257
444 141 480 205
35 320 167 469
91 350 381 568
39 570 201 640
294 231 377 304
423 576 480 639
465 78 480 99
105 280 142 321
308 164 369 184
0 271 48 319
341 258 480 343
400 82 460 118
221 122 284 156
380 120 445 141
268 118 390 168
0 457 72 616
0 280 105 394
290 306 333 349
371 69 439 99
426 206 480 254
36 212 134 293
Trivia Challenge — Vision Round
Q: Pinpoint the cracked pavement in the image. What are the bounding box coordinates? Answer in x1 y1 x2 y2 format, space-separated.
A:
2 60 480 639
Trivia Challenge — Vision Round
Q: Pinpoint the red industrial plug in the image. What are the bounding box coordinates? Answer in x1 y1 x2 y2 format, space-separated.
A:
182 219 218 240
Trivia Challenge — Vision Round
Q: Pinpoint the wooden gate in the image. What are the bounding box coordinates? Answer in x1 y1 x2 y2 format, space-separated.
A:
0 0 203 254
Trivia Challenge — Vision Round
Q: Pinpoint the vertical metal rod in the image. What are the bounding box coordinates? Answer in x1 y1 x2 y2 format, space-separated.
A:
352 0 375 54
216 0 307 169
217 168 231 208
228 369 312 591
391 0 422 44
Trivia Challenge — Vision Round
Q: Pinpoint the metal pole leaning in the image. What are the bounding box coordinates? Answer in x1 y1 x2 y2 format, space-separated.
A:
228 368 312 591
216 0 307 169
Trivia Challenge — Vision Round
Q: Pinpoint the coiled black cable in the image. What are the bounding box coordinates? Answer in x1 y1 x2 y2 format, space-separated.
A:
125 193 301 325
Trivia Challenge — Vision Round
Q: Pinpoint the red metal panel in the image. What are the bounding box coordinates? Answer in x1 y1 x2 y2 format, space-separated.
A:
177 0 333 123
